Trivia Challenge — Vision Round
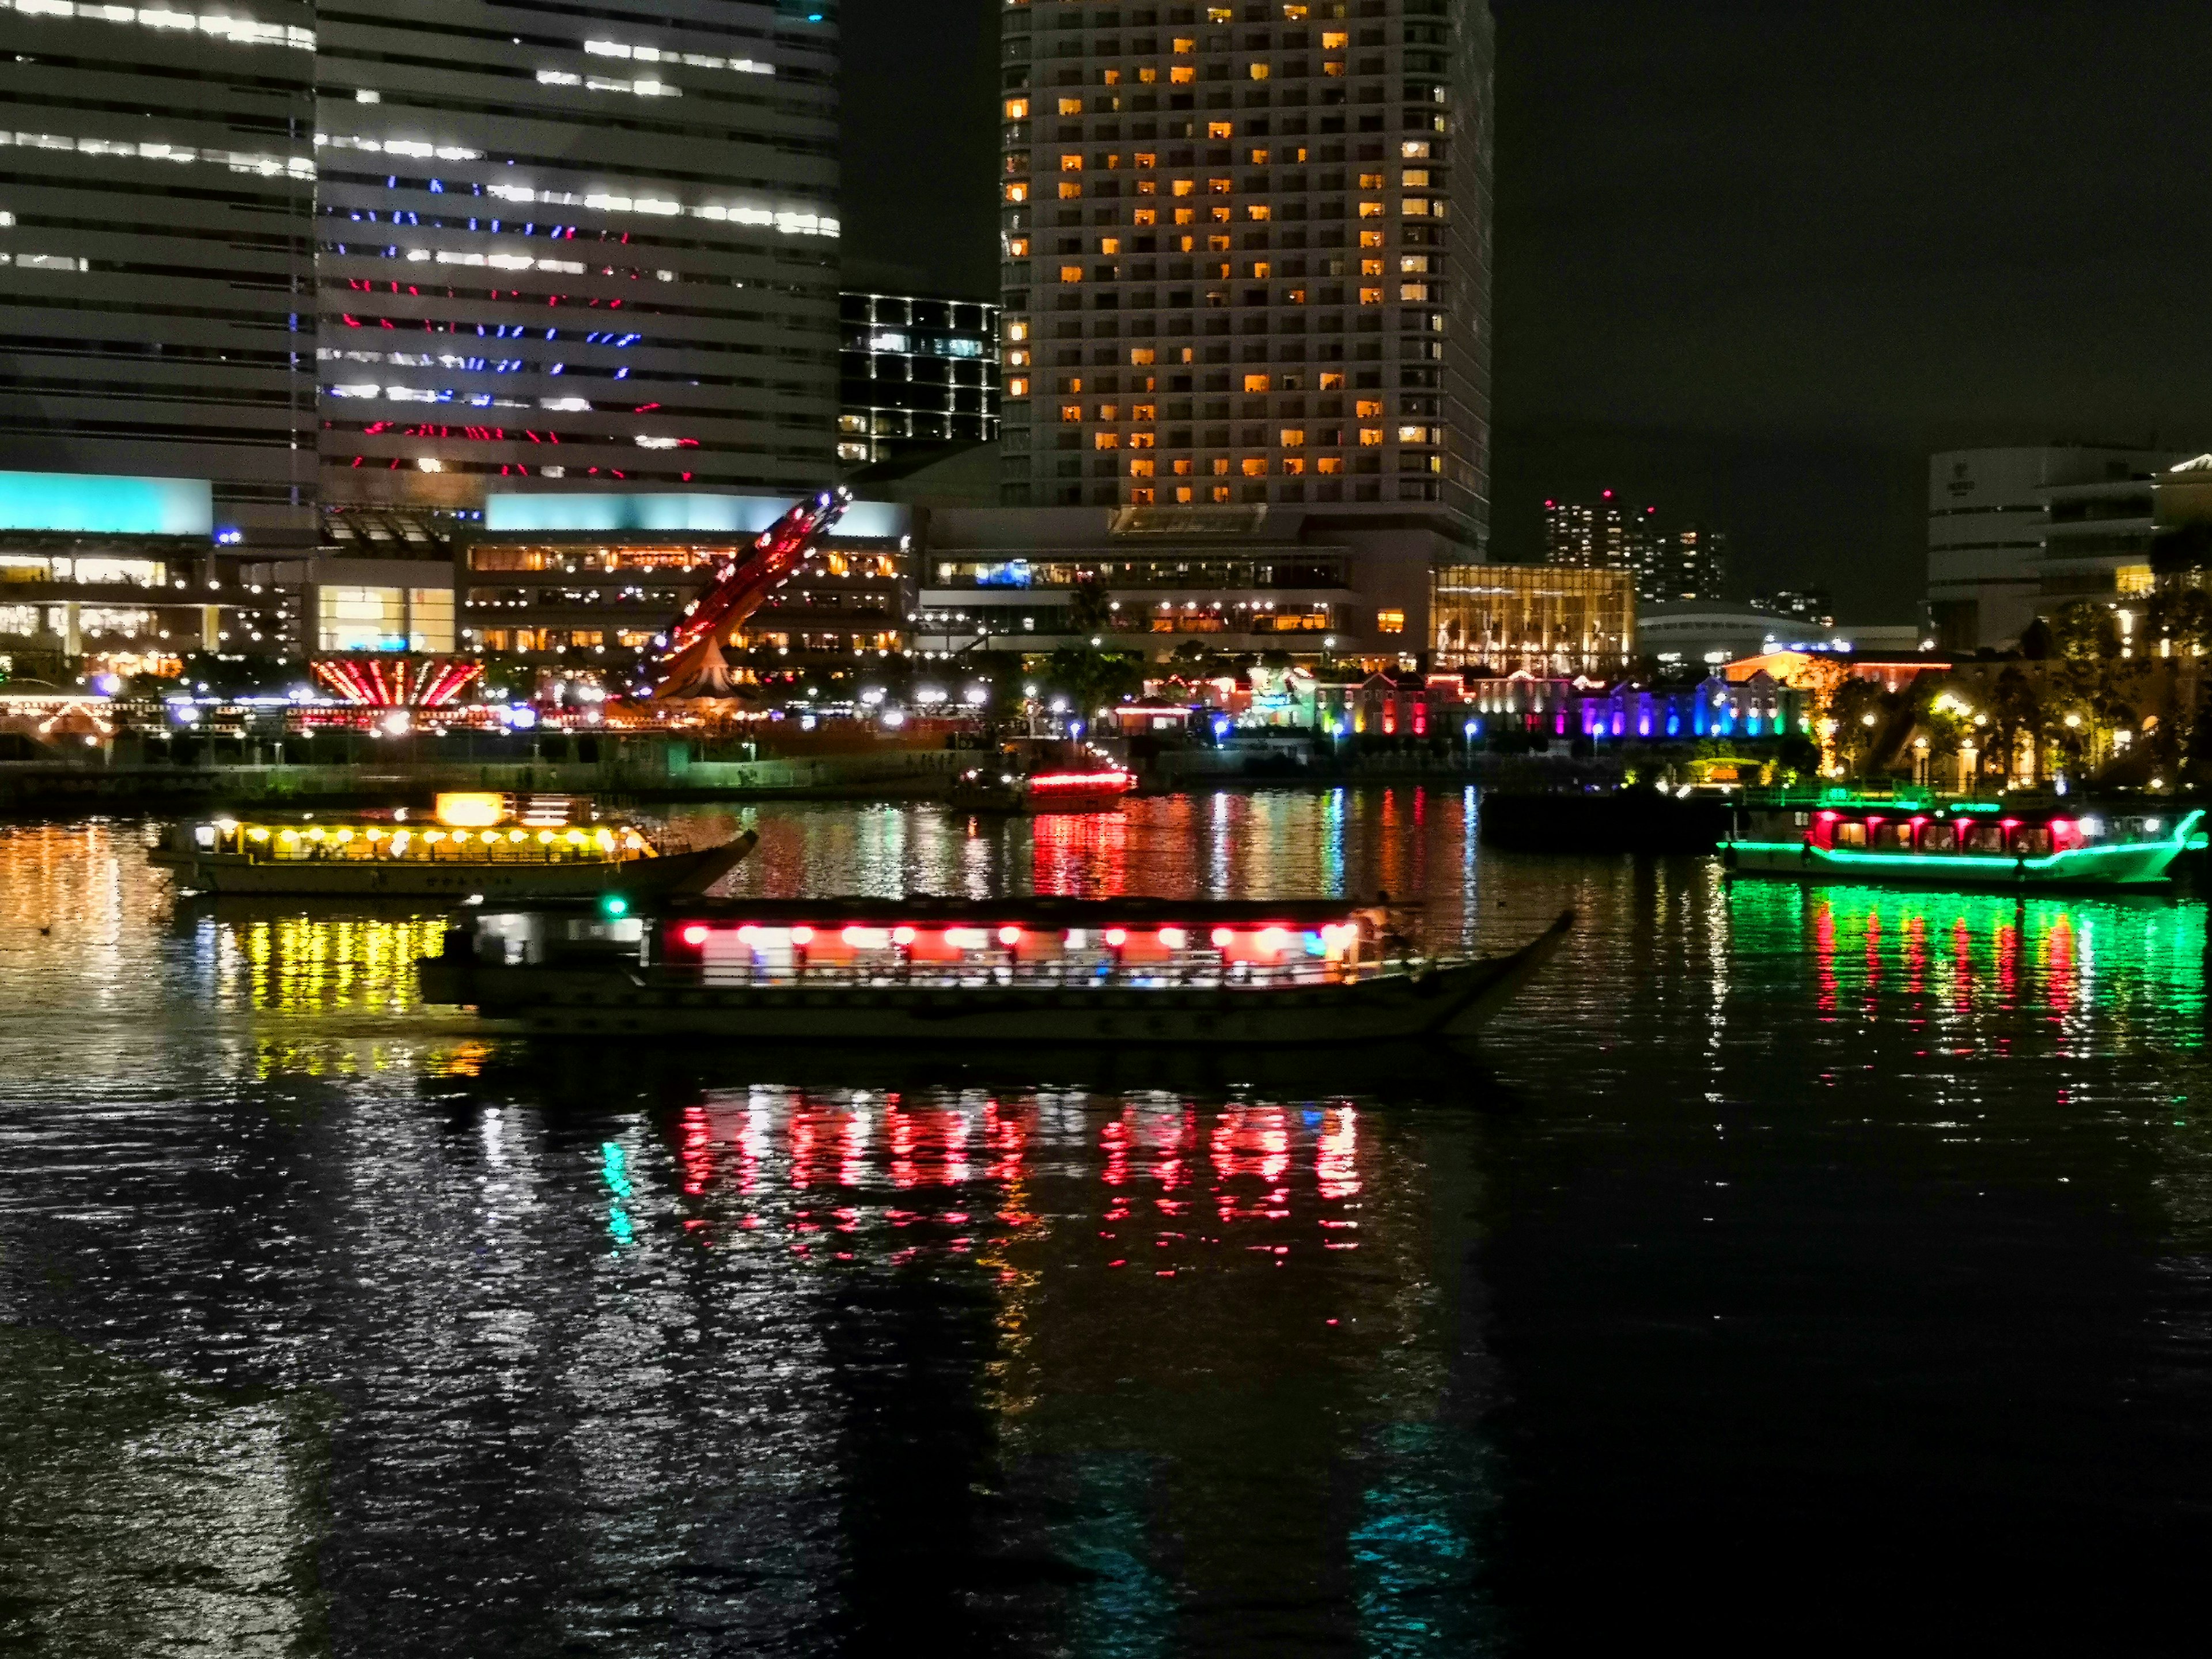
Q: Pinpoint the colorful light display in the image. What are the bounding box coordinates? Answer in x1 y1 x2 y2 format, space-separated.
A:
311 656 482 708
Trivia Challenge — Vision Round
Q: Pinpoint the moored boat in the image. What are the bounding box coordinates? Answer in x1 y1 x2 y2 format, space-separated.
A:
418 896 1573 1045
1722 787 2206 888
151 792 755 899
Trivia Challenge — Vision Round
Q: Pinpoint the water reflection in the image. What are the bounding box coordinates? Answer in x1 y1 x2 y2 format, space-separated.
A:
0 804 2209 1652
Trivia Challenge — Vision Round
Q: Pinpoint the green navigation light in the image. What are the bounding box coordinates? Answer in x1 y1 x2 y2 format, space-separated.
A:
600 892 630 919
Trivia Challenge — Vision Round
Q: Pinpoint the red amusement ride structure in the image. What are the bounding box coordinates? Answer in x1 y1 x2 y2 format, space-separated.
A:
649 487 852 699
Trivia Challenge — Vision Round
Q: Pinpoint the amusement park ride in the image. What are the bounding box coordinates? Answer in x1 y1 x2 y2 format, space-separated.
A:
308 488 853 715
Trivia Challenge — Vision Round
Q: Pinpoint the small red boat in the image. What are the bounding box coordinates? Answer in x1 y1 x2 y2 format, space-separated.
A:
948 739 1135 815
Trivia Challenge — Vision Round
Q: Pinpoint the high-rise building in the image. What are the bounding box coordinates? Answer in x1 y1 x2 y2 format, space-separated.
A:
313 2 841 510
1657 522 1725 603
1927 445 2181 650
995 0 1494 546
0 2 319 547
1544 494 1653 577
837 291 1002 467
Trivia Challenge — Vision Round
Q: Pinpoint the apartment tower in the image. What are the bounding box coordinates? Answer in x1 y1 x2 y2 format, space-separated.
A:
996 0 1493 541
313 1 840 509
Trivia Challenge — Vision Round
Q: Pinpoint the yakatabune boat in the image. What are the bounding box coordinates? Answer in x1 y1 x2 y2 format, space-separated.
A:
1722 789 2206 888
417 897 1573 1046
151 792 754 899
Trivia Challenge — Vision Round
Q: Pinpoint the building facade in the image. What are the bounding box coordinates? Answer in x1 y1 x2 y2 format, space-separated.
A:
313 1 840 510
1927 445 2181 652
838 291 1002 466
1429 563 1633 679
994 0 1494 574
0 1 319 547
458 490 909 690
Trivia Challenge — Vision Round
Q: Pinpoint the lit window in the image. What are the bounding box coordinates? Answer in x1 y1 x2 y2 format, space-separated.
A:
1247 204 1271 221
1316 456 1343 475
1210 206 1232 224
1212 486 1233 502
1059 182 1083 199
1251 260 1272 278
1098 404 1119 421
1171 65 1196 83
1322 31 1348 48
1132 487 1158 503
1283 3 1310 18
1061 154 1084 172
1134 207 1158 225
1173 458 1194 475
1008 349 1031 367
1359 173 1385 190
1138 66 1158 84
1400 255 1430 273
1357 201 1384 219
1320 371 1345 391
1400 282 1430 302
1355 399 1383 418
1209 177 1233 194
1282 457 1306 475
1174 37 1197 54
1358 286 1384 304
1130 431 1155 448
1102 69 1120 85
1323 59 1345 76
1279 428 1307 446
1060 265 1084 283
1132 402 1157 421
1361 258 1385 276
1004 183 1028 203
1360 229 1385 248
1248 63 1270 79
1287 286 1308 304
1005 98 1029 120
1060 404 1083 422
1130 457 1156 477
1130 347 1157 366
1243 458 1270 477
1059 97 1084 115
1174 209 1196 225
1398 425 1433 444
1358 427 1384 446
1402 169 1430 188
1006 321 1029 342
1377 610 1407 634
1212 457 1232 475
1008 236 1031 257
1095 433 1120 449
1243 373 1272 392
1007 377 1029 397
1209 122 1233 139
1135 153 1158 171
1100 237 1121 254
1172 179 1196 196
1402 198 1431 217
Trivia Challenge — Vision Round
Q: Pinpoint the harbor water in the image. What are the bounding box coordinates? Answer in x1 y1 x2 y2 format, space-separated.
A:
2 790 2209 1654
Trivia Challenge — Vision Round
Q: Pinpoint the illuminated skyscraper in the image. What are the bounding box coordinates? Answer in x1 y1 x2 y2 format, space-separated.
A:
314 1 840 509
995 0 1493 545
0 2 319 546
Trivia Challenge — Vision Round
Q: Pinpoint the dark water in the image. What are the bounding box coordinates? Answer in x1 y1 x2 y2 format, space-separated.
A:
2 793 2209 1656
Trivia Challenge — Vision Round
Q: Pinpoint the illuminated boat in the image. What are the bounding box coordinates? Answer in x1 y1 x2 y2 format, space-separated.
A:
948 739 1135 814
151 792 755 899
1722 790 2206 888
418 898 1573 1045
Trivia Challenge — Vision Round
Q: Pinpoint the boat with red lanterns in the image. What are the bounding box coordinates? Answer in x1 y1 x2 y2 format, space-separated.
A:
1722 787 2206 888
947 739 1135 815
418 896 1571 1045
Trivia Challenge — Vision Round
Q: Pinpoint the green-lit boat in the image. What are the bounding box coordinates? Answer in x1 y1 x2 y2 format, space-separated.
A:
1721 789 2206 889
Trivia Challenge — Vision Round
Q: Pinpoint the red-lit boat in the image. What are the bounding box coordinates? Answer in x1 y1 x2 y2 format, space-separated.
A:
419 897 1572 1046
948 739 1135 814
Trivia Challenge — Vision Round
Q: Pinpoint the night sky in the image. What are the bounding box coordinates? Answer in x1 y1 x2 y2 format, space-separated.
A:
838 1 2212 620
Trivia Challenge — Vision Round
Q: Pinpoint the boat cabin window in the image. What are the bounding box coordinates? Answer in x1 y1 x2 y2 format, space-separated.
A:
1833 821 1868 849
1920 822 1957 854
2013 825 2052 857
1873 822 1911 850
1963 823 2006 854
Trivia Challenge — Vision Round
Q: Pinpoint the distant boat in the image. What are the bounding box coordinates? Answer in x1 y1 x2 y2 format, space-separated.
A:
948 738 1135 815
1723 787 2205 888
419 897 1574 1046
151 791 754 899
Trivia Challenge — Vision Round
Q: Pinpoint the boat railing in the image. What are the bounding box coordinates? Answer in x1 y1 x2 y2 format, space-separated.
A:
668 955 1397 991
